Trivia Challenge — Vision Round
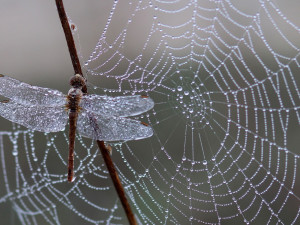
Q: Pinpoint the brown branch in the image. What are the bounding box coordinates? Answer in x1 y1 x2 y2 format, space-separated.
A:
55 1 137 224
97 141 137 225
55 0 87 93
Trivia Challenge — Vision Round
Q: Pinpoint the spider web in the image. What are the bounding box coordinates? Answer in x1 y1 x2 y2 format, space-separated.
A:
0 0 300 224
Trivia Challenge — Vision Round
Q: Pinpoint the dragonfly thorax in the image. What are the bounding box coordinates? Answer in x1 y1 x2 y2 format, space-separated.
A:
67 88 82 112
68 87 83 97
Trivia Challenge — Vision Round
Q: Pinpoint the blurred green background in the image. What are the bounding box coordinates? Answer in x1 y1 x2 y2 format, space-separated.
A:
0 0 299 224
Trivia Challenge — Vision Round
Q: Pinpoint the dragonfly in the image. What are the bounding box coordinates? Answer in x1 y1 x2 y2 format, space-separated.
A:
0 74 154 182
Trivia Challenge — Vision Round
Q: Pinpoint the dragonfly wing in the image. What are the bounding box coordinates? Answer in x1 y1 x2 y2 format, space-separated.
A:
77 110 153 141
0 100 67 132
0 74 66 106
80 95 154 117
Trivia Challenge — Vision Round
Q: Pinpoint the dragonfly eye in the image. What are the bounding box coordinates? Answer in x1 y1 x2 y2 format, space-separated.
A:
70 74 85 88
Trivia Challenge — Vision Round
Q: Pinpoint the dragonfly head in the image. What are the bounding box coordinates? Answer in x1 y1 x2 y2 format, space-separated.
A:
70 74 85 88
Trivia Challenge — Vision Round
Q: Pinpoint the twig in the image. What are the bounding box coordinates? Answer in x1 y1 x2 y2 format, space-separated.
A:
97 141 137 225
55 0 87 93
54 1 137 224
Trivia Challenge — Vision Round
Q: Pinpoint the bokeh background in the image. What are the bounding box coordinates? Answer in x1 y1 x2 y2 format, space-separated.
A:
0 0 299 224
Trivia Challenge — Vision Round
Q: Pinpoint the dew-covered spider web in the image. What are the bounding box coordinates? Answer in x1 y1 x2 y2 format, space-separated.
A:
0 0 300 224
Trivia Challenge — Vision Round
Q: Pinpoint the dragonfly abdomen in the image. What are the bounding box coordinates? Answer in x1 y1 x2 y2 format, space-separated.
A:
68 110 77 182
66 86 83 182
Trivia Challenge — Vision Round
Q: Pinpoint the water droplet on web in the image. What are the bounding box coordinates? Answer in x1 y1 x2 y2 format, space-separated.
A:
12 151 18 156
177 86 183 91
184 91 189 95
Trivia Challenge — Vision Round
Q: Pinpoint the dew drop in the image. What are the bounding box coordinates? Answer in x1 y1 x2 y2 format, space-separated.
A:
177 86 183 91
